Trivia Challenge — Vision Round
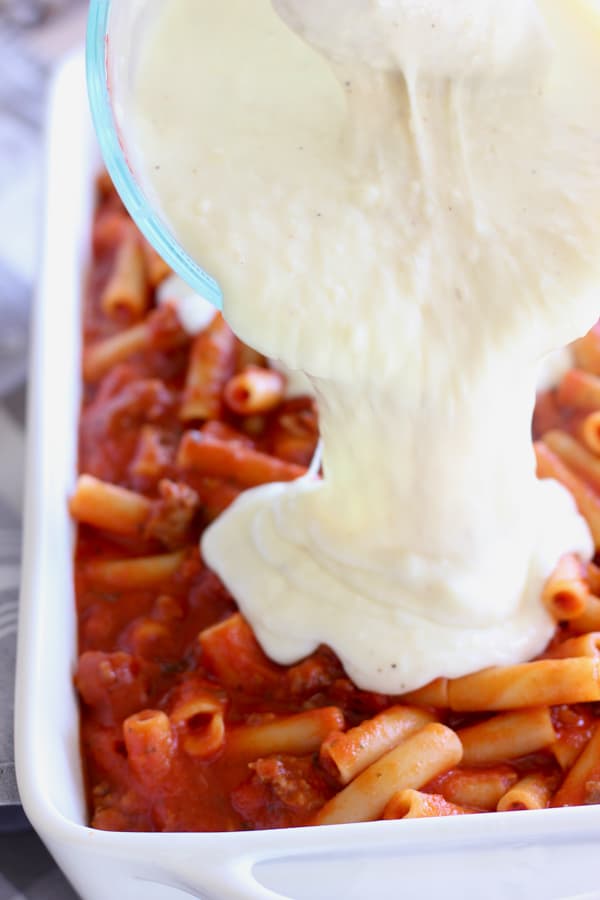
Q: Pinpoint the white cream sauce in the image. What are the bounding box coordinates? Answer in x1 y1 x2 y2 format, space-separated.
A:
128 0 600 692
537 347 575 393
157 274 217 336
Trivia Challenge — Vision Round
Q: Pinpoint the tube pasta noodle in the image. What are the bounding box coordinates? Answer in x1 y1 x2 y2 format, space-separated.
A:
541 553 589 621
401 677 449 708
80 550 186 590
557 369 600 410
200 420 254 447
587 562 600 595
83 304 187 382
194 478 242 522
170 693 226 759
129 619 171 657
320 706 436 785
123 710 173 785
497 773 559 812
83 321 149 383
430 766 519 812
553 725 600 807
73 175 600 833
457 709 556 766
448 660 600 711
533 390 563 437
198 613 283 693
573 329 600 376
177 431 307 487
69 475 151 535
551 721 596 772
551 739 582 772
383 789 471 820
142 239 171 287
101 228 149 319
312 724 463 826
226 708 345 759
569 595 600 634
180 314 236 422
224 366 286 415
579 411 600 457
544 632 600 660
543 430 600 495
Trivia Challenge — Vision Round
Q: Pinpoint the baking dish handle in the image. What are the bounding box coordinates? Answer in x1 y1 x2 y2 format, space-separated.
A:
170 853 291 900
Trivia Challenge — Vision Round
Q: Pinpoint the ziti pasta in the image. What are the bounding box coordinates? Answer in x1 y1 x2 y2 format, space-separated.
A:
72 175 600 832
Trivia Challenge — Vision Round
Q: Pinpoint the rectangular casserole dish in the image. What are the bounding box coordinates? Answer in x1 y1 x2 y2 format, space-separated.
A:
14 50 600 900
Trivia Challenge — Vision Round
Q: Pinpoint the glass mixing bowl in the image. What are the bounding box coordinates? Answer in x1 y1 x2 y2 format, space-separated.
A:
86 0 223 309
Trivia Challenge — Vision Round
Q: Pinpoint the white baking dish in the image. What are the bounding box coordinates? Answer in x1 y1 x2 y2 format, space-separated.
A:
14 50 600 900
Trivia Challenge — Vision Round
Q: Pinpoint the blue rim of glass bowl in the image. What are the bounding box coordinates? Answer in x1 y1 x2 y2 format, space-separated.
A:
85 1 223 310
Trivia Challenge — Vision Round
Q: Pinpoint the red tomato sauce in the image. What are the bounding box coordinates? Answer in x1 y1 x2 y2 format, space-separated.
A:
74 175 600 832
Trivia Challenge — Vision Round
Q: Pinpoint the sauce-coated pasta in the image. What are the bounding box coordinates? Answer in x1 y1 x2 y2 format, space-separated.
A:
73 179 600 832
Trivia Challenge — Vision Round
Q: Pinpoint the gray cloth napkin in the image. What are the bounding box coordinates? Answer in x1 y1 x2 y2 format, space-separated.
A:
0 411 24 813
0 0 83 812
0 832 78 900
0 404 81 900
0 408 79 896
0 2 85 898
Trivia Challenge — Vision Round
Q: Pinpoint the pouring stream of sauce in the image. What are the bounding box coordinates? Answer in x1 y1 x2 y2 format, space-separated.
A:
126 0 600 691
